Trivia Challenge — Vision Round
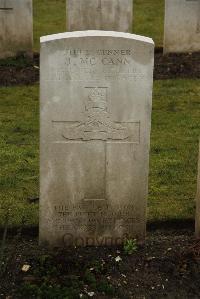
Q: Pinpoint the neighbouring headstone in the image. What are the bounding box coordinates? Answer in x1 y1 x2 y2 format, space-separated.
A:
40 31 154 247
195 140 200 238
0 0 33 59
67 0 133 32
164 0 200 53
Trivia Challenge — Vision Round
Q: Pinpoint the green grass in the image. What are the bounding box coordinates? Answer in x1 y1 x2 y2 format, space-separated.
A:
0 79 199 226
33 0 66 51
32 0 164 51
149 79 200 221
0 85 39 226
134 0 164 47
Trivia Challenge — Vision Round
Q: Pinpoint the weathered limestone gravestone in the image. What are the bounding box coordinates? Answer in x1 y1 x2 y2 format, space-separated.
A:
164 0 200 53
40 31 154 247
0 0 33 58
67 0 133 32
195 140 200 238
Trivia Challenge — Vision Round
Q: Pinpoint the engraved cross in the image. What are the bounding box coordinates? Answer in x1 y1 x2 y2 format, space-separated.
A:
52 87 140 202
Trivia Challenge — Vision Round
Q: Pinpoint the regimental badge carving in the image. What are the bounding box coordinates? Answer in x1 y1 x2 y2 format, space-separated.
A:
52 87 140 144
62 87 130 141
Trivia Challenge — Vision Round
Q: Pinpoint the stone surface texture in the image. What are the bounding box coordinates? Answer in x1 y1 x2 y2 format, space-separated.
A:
0 0 33 58
67 0 133 32
40 31 154 247
164 0 200 53
195 140 200 238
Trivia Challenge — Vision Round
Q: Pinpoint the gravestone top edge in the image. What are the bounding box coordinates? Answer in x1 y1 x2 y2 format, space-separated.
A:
40 30 154 45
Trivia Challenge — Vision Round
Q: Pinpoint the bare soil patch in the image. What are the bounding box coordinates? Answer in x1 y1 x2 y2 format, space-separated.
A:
0 229 200 299
154 48 200 80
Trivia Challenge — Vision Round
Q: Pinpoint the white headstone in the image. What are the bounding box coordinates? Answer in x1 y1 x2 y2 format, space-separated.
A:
0 0 33 59
195 140 200 238
67 0 133 32
164 0 200 53
40 31 154 247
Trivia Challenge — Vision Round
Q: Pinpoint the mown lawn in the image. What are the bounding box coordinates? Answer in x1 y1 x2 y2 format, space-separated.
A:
33 0 66 51
0 79 199 227
33 0 164 51
134 0 164 47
